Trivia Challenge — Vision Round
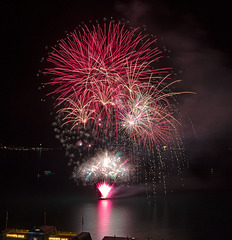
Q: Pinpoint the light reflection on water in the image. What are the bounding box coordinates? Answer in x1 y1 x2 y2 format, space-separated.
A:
70 197 177 240
78 199 132 240
1 191 231 240
97 200 112 238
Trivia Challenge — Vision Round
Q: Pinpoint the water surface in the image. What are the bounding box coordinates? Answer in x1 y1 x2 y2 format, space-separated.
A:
1 190 231 240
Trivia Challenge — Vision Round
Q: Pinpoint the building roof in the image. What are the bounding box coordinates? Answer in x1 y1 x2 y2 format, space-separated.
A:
1 229 29 234
73 232 92 240
29 226 57 235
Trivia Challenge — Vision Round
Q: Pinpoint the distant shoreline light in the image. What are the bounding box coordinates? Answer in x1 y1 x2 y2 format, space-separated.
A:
0 145 62 152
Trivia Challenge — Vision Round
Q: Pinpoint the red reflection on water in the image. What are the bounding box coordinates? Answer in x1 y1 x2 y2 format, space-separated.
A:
97 199 112 238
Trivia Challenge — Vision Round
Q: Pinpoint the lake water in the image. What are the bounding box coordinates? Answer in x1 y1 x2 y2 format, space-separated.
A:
1 189 231 240
1 150 231 240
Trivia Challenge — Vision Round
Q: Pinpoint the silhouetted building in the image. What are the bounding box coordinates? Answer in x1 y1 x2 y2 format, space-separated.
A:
73 232 92 240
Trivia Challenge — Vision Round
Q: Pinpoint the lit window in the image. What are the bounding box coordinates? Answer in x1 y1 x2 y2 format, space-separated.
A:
6 234 25 239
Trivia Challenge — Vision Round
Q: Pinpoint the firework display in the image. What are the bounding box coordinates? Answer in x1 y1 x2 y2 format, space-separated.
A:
73 150 131 184
45 19 189 198
46 21 184 147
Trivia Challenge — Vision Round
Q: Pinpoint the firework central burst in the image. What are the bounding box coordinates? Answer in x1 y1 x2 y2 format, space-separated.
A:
45 20 190 197
74 150 131 184
97 181 113 199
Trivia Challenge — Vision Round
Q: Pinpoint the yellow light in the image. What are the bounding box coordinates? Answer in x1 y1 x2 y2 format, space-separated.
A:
6 234 25 239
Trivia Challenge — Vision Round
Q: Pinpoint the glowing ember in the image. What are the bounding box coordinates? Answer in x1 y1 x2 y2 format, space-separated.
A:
97 182 113 199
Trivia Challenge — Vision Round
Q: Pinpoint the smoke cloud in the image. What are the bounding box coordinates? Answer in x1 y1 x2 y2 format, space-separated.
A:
114 1 232 183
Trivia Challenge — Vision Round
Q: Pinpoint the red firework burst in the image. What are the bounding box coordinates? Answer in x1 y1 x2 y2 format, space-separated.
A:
46 21 184 147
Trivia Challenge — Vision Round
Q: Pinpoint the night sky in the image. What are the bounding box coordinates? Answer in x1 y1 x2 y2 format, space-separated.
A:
1 0 232 187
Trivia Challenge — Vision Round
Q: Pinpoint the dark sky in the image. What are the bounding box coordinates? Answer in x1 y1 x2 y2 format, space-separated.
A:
1 0 232 183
